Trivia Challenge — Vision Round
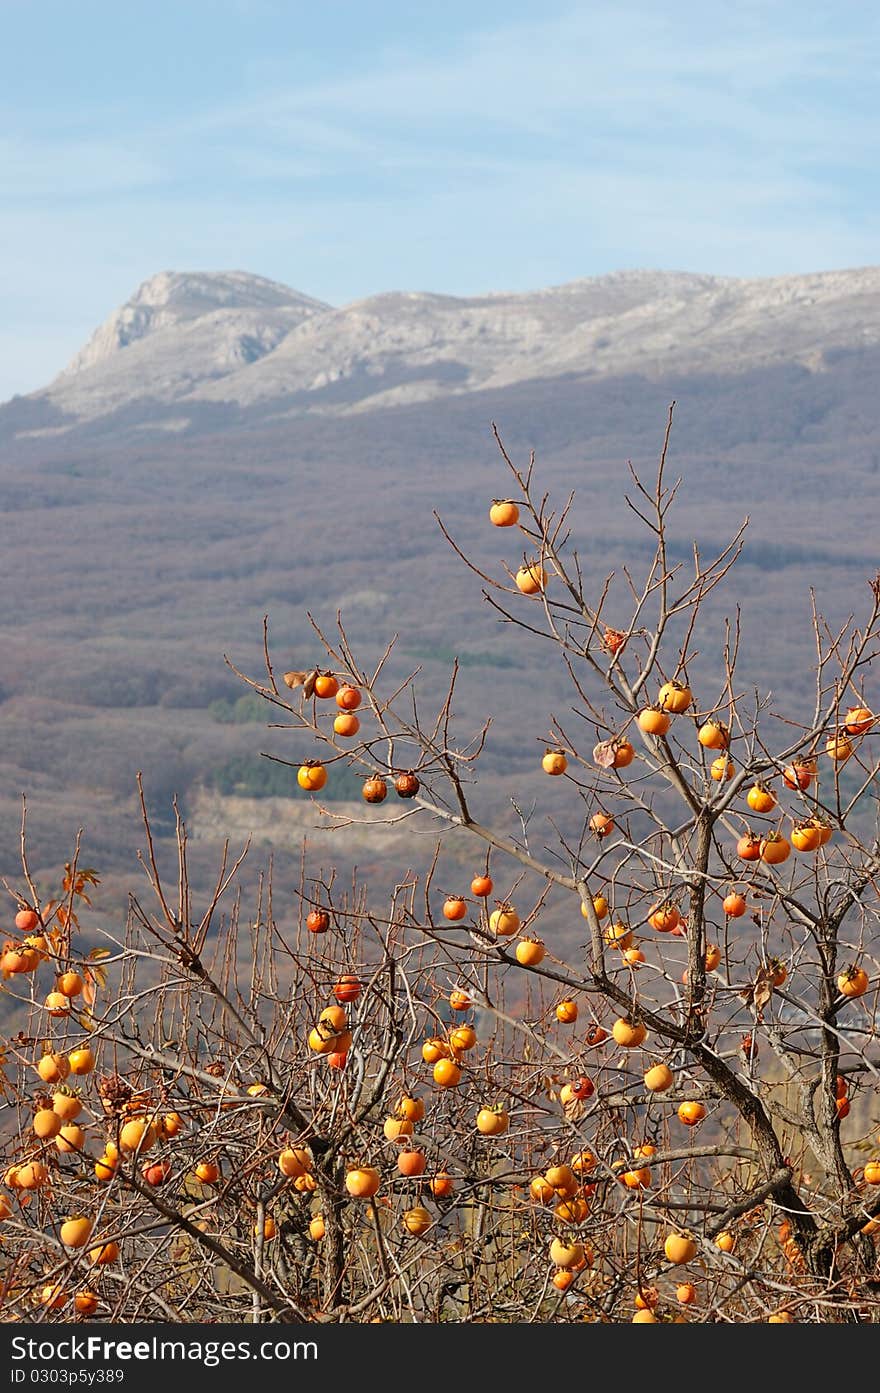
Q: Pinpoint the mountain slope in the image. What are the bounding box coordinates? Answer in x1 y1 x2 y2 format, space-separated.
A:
7 265 880 437
29 271 330 427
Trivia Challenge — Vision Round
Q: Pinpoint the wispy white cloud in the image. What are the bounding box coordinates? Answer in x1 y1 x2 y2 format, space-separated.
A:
0 138 163 198
211 5 879 158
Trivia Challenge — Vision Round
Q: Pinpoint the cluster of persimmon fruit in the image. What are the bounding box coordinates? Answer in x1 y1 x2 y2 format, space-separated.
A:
0 906 87 1022
540 676 875 1002
294 674 422 805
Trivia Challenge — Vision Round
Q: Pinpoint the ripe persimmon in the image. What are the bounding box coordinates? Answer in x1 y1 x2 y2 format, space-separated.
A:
544 1163 578 1196
297 762 327 791
515 562 547 595
710 756 734 782
657 680 692 714
142 1161 171 1186
421 1037 449 1064
33 1108 62 1139
89 1240 120 1266
396 1096 425 1122
52 1091 82 1123
448 987 473 1011
791 821 821 852
448 1023 477 1052
362 776 387 804
826 730 853 763
664 1232 697 1264
571 1150 598 1174
402 1206 433 1235
382 1116 413 1142
488 905 519 937
549 1237 585 1270
442 895 468 921
397 1149 427 1177
637 706 671 736
61 1131 91 1159
16 1162 49 1190
589 811 615 838
336 685 362 711
345 1166 381 1198
319 1004 348 1033
119 1118 156 1153
737 832 762 861
433 1058 462 1088
333 975 362 1004
612 1017 647 1048
677 1101 706 1126
648 901 680 933
93 1153 117 1181
542 750 568 776
476 1106 509 1136
611 739 635 768
747 782 776 813
68 1047 95 1076
489 500 519 527
759 832 791 864
604 920 632 949
783 758 815 791
555 1194 590 1221
697 720 729 750
837 965 869 998
333 712 360 737
844 705 874 736
516 936 546 966
644 1063 673 1093
60 1217 94 1249
36 1053 69 1085
529 1175 556 1205
313 672 339 699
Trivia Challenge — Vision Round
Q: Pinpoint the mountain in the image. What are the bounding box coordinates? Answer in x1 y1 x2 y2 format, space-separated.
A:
6 265 880 438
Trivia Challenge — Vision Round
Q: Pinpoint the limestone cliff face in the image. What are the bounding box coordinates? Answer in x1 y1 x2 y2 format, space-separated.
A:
8 264 880 434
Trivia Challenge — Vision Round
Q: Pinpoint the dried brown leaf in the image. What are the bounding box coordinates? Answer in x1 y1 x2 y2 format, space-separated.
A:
592 740 617 769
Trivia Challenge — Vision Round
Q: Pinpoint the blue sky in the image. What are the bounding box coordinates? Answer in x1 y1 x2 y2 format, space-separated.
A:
2 0 879 400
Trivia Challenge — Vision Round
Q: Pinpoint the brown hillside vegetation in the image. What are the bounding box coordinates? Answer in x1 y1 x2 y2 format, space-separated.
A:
2 347 880 930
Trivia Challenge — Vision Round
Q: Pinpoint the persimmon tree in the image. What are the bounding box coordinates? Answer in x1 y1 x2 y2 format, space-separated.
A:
1 403 879 1324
